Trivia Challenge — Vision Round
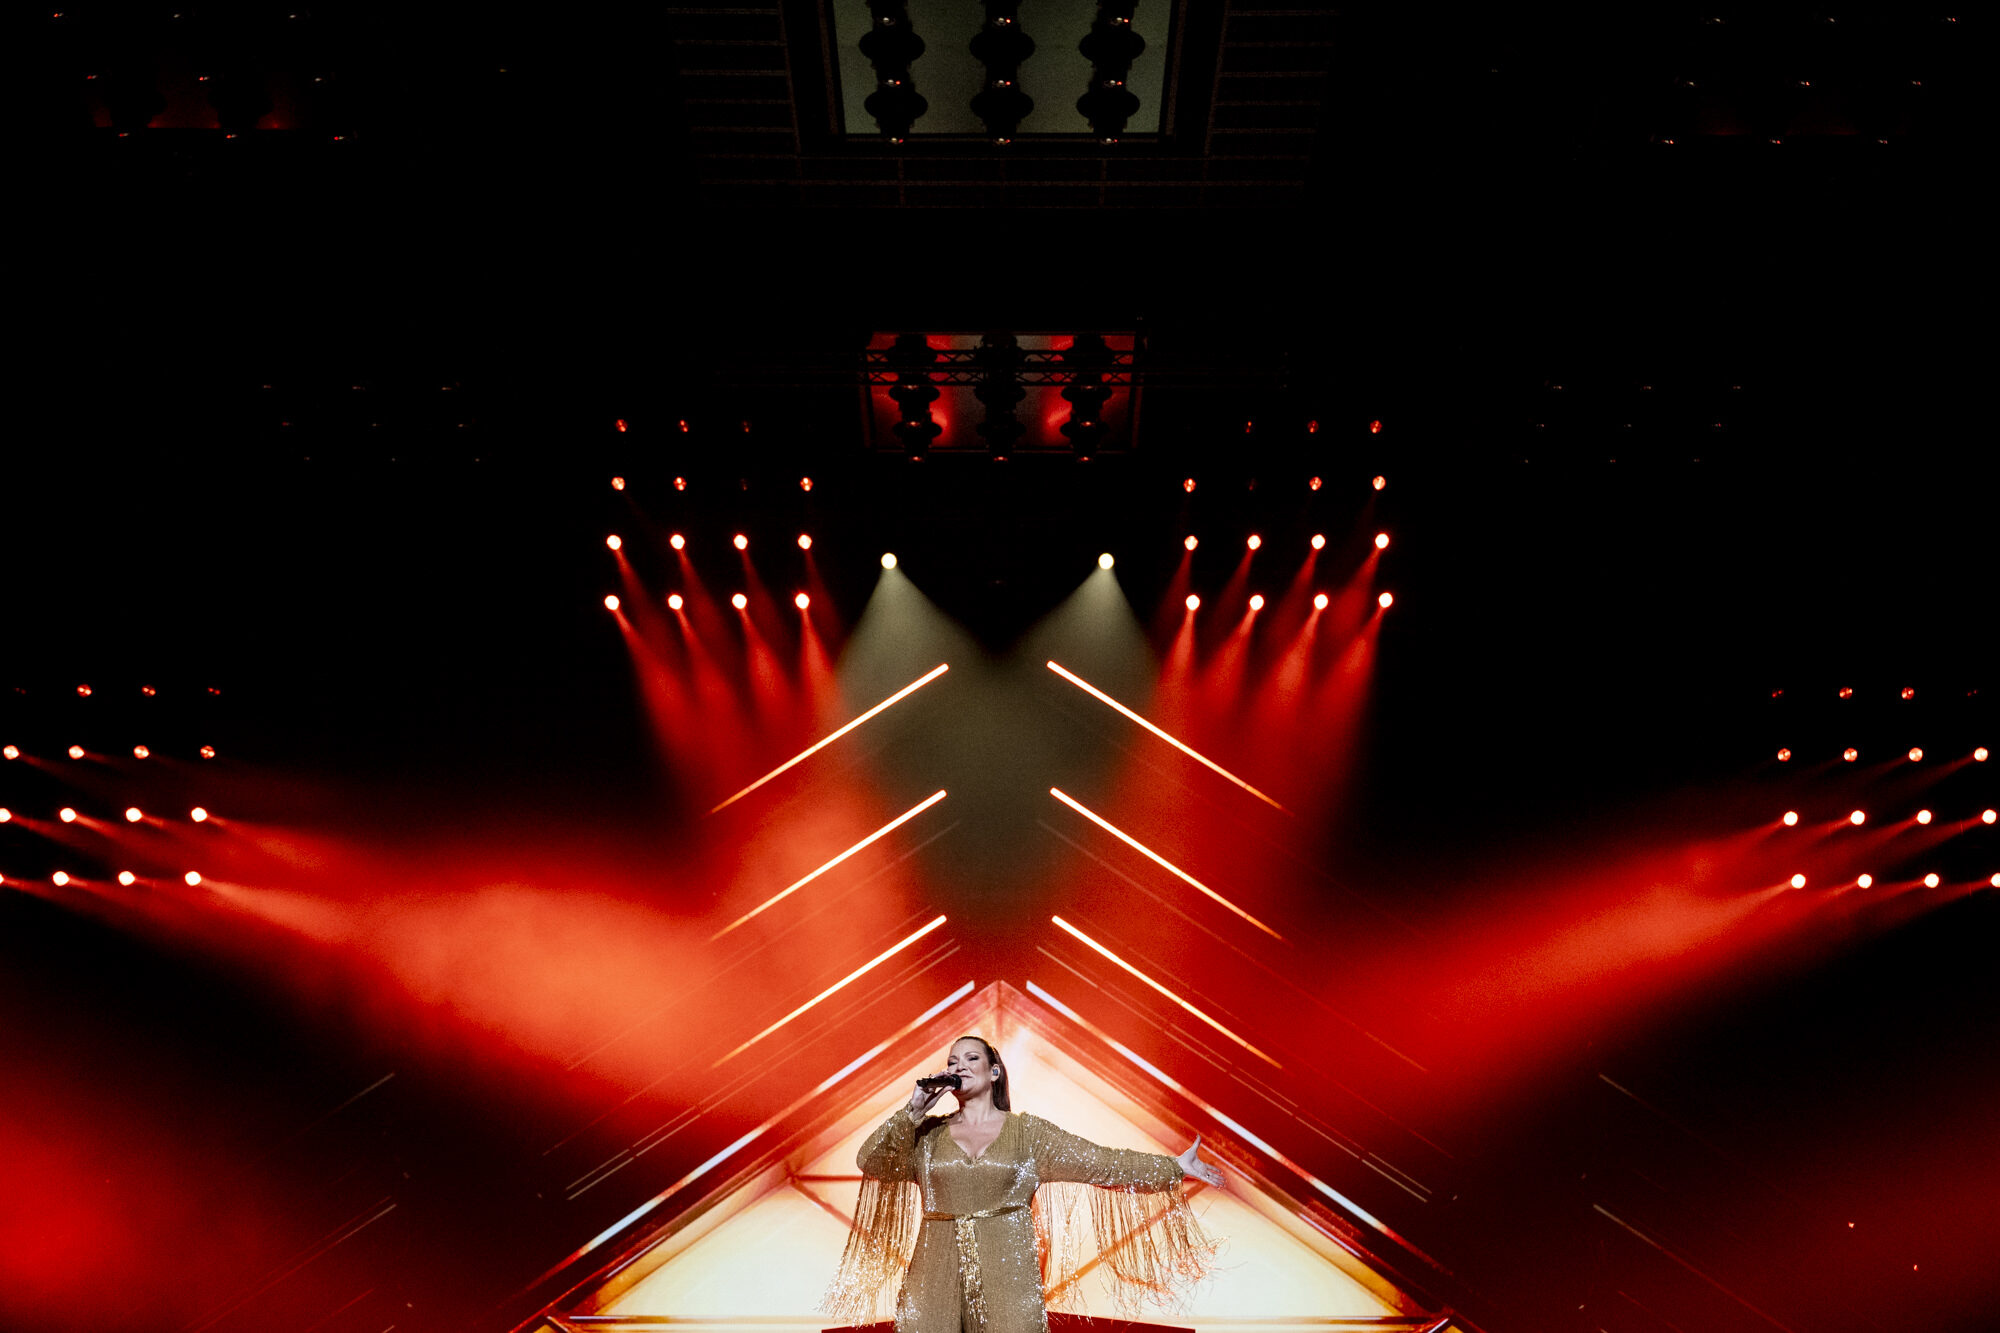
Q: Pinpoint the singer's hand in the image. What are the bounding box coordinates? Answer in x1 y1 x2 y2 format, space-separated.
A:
908 1077 949 1114
1176 1133 1225 1187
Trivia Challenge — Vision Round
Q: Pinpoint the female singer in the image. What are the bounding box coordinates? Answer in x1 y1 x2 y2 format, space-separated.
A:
822 1035 1223 1332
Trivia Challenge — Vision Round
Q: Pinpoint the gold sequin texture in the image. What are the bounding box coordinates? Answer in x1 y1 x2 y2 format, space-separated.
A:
820 1105 1216 1331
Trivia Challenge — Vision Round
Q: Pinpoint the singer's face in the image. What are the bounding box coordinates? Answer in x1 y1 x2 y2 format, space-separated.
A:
945 1040 997 1097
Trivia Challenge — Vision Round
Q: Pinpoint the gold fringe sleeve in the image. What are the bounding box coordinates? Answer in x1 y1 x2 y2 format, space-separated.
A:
817 1107 926 1323
1025 1115 1219 1317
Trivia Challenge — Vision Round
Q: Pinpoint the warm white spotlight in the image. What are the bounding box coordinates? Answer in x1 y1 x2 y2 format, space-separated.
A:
1842 747 1859 762
53 871 71 887
1984 809 1997 825
1857 874 1873 888
610 476 625 491
1185 594 1200 611
1850 810 1866 826
1375 532 1391 550
881 552 898 569
0 808 10 822
797 533 812 550
124 807 142 823
133 745 149 759
794 592 811 610
1908 747 1923 761
1310 534 1326 550
68 745 85 760
2 746 16 760
1183 535 1198 551
1372 475 1387 491
733 534 748 551
190 807 208 823
1248 594 1265 611
118 871 136 886
1098 552 1115 570
667 593 684 611
669 533 686 550
1790 873 1807 889
200 745 217 759
1782 811 1799 826
1917 809 1934 825
184 871 202 887
1246 534 1262 551
59 808 77 823
1923 872 1940 888
603 594 620 611
731 592 748 611
1777 748 1793 762
605 534 622 551
1378 591 1394 609
1976 747 1990 762
1313 592 1329 610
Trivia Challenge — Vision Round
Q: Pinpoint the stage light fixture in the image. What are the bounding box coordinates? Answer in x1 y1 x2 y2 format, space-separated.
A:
77 684 91 697
674 476 687 491
667 593 684 611
1917 809 1933 825
1375 532 1391 550
1098 552 1114 570
1850 810 1866 826
1790 873 1807 889
1183 536 1198 551
881 552 898 569
1373 475 1387 490
800 476 813 492
1924 873 1940 888
1901 686 1914 699
118 871 136 886
1378 591 1394 609
0 808 9 822
1843 747 1859 762
670 533 686 550
615 419 627 432
1983 809 1997 824
732 534 748 551
68 746 84 759
1857 874 1873 888
1991 873 2000 888
1245 535 1262 552
1783 811 1799 826
1314 592 1329 610
605 534 622 551
797 534 812 550
133 745 149 759
1976 747 1990 762
1311 534 1326 550
59 808 77 823
124 807 142 823
611 476 625 491
1248 594 1265 611
2 746 16 760
794 592 810 610
141 685 156 697
1777 748 1793 762
1909 747 1923 761
731 592 748 610
200 746 216 759
1839 687 1854 699
1183 478 1195 493
1309 476 1323 491
184 871 202 887
1185 594 1200 611
1370 419 1382 434
603 594 620 611
53 872 71 887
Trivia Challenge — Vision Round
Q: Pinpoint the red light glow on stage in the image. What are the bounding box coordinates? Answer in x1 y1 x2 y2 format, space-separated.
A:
1050 916 1282 1067
712 914 949 1066
1045 660 1287 812
711 789 948 938
1049 787 1283 940
709 664 949 814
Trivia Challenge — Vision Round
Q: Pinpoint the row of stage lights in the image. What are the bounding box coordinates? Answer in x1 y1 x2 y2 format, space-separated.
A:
4 870 208 889
0 806 211 824
607 474 1392 494
602 535 1396 614
1779 809 1998 827
1787 872 2000 890
1775 746 1988 763
4 744 219 760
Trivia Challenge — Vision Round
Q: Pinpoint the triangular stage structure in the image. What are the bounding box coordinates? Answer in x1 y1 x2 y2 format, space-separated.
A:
523 983 1462 1333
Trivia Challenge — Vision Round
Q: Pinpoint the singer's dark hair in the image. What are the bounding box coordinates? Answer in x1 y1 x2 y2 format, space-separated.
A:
952 1035 1010 1111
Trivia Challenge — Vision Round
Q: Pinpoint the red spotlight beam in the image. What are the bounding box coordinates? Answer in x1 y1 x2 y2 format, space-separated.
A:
712 914 949 1067
710 789 948 940
1050 915 1282 1068
708 663 951 814
1050 787 1284 942
1044 660 1289 814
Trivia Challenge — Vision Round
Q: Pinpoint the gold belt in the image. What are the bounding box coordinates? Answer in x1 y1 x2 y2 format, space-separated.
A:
920 1203 1028 1327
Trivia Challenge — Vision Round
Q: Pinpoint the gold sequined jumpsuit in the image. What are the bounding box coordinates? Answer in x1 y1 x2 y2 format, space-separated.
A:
829 1105 1211 1333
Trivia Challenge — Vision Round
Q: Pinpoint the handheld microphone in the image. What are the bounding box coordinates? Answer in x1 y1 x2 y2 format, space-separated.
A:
916 1073 963 1092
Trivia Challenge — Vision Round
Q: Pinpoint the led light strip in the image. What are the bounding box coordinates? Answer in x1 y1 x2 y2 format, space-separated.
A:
713 915 949 1067
711 789 948 940
710 663 950 814
1050 916 1281 1068
1045 660 1288 813
1050 787 1283 941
